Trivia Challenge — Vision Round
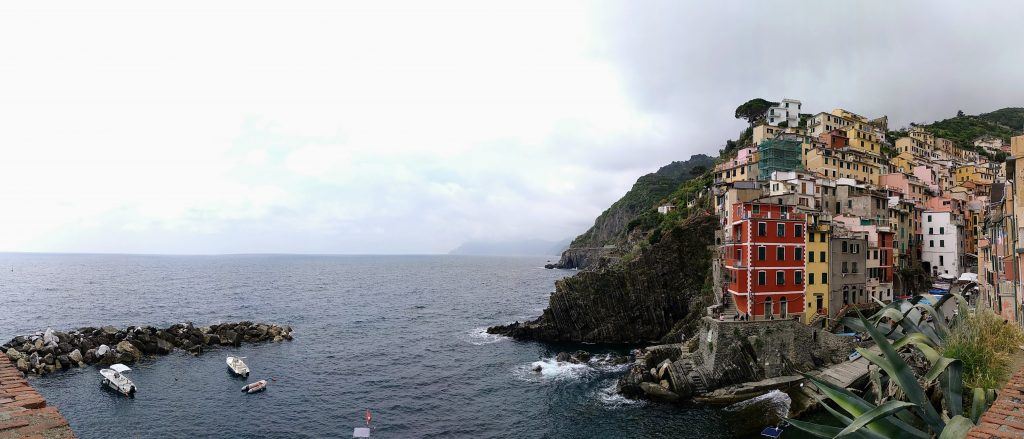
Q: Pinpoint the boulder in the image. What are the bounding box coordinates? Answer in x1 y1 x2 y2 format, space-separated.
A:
116 340 142 362
43 328 58 346
155 338 174 355
555 352 571 362
33 338 44 350
5 348 24 362
571 350 591 363
95 344 110 357
16 358 29 373
219 330 240 346
101 326 118 335
640 381 680 402
68 349 84 365
57 355 71 369
84 349 97 364
42 353 55 365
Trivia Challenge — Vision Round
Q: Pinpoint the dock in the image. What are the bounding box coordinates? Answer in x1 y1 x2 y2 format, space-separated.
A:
0 356 74 439
789 345 879 415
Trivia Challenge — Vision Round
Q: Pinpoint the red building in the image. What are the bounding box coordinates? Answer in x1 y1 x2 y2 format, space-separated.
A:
725 201 807 319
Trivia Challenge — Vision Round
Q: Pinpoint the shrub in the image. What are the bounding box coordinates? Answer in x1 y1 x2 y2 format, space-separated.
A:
944 309 1024 389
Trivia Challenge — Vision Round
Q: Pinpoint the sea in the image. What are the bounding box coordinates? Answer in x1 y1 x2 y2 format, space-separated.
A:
0 253 748 438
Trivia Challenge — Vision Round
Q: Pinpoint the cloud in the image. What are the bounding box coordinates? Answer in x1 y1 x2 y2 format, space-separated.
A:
0 0 1021 253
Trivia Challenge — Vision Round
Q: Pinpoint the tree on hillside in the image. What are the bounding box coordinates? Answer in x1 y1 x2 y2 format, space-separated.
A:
690 165 708 176
957 110 965 117
734 98 778 125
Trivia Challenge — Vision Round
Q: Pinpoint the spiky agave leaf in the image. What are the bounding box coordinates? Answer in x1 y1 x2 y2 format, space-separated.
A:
970 388 986 424
938 415 975 439
855 312 946 432
836 400 917 438
802 373 928 438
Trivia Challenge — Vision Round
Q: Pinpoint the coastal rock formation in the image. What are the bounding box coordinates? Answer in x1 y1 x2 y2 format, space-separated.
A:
617 317 855 402
554 155 714 270
2 321 293 376
489 214 718 343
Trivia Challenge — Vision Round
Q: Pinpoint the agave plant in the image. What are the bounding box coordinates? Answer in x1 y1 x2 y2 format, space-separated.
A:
787 294 994 439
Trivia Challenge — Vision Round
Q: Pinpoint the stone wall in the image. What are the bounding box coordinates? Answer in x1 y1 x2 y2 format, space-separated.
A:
0 356 74 438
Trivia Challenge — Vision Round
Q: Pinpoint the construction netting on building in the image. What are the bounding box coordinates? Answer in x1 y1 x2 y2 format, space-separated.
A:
758 138 803 179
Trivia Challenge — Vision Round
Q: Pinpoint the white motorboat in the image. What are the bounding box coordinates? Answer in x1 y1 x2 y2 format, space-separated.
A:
241 379 267 394
226 356 250 377
100 364 136 397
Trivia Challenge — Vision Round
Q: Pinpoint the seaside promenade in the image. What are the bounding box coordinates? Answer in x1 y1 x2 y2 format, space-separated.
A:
0 356 73 439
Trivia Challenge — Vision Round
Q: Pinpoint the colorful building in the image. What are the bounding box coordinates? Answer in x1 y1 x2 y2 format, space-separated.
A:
725 201 807 319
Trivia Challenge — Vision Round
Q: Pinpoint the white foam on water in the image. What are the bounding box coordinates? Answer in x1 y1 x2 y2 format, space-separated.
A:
467 327 508 345
596 380 646 408
514 357 593 382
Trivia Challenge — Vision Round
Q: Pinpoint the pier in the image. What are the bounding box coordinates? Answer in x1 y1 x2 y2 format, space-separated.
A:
0 356 74 439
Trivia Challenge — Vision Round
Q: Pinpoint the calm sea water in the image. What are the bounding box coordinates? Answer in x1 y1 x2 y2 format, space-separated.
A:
0 254 738 438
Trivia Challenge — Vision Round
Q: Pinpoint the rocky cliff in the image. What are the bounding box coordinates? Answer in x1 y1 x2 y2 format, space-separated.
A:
555 154 714 269
489 213 718 343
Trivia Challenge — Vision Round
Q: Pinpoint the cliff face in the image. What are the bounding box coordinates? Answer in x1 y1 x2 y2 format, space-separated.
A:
556 154 714 269
489 214 718 343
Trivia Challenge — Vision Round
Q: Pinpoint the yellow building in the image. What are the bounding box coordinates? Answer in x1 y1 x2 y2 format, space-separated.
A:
804 213 831 323
955 164 994 185
891 152 916 173
804 146 883 184
896 137 929 157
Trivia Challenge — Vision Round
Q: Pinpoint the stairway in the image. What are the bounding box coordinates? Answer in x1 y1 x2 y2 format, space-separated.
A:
721 292 738 318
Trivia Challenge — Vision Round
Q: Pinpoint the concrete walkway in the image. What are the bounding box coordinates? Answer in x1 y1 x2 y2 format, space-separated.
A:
969 367 1024 438
0 356 74 439
789 345 879 415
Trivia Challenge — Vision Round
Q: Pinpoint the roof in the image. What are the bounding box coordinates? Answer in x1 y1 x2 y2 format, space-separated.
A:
110 364 131 373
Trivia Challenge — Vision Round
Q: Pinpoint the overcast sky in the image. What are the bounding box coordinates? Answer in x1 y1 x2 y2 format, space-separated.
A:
1 1 1022 254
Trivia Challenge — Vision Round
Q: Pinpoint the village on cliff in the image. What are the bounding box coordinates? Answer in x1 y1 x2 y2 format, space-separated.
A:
701 99 1023 327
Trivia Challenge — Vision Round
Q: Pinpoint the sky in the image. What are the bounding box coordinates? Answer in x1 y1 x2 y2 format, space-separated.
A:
1 1 1023 254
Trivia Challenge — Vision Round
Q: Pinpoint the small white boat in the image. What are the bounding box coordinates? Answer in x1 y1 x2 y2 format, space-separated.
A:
241 379 267 394
100 364 137 397
226 356 250 377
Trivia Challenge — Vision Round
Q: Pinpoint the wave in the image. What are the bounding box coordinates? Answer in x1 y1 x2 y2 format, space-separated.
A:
513 353 632 383
467 327 509 345
596 380 645 408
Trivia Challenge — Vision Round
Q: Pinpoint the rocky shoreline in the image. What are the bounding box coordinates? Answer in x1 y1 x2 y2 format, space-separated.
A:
2 321 293 376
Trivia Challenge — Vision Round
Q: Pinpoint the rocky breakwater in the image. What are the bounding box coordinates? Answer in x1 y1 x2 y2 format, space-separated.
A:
2 322 293 376
489 214 719 343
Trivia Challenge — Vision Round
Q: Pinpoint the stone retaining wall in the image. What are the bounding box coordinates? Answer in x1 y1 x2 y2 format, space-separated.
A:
0 356 74 439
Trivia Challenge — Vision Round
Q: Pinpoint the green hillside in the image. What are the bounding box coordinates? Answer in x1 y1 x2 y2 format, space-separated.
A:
922 107 1024 150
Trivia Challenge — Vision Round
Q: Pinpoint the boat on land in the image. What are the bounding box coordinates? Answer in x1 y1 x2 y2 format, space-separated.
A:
226 356 250 377
241 379 267 393
100 364 137 397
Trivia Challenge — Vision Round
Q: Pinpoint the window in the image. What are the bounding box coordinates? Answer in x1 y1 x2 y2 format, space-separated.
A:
777 223 785 237
841 241 848 253
929 240 934 248
928 215 932 222
820 251 826 261
940 255 944 266
795 271 803 284
758 271 766 285
940 240 944 248
777 247 785 261
939 227 944 234
758 246 766 260
820 233 826 242
795 224 803 237
809 251 815 263
753 205 760 214
822 273 828 284
809 273 815 284
852 244 859 254
929 227 933 235
758 223 767 236
852 262 859 273
796 248 803 260
776 271 785 285
873 250 879 259
842 261 849 273
809 232 815 243
735 249 741 260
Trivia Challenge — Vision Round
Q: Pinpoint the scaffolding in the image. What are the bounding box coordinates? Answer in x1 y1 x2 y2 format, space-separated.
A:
758 138 803 179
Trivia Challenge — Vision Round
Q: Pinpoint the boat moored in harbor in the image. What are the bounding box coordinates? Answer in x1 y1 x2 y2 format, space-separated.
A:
226 356 250 377
100 364 137 397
